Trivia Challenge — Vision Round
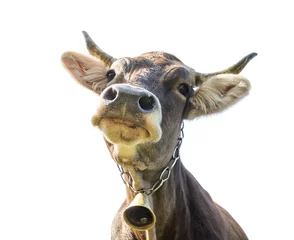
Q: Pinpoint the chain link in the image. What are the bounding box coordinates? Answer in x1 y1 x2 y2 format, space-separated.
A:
117 122 184 196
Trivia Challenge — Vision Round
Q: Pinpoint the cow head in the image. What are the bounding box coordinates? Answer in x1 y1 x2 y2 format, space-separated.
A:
61 31 256 180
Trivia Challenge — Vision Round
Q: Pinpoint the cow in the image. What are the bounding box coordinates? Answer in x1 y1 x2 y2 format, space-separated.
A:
61 31 256 240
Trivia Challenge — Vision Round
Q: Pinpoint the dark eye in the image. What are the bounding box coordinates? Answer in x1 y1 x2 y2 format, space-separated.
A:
177 83 190 98
106 69 116 81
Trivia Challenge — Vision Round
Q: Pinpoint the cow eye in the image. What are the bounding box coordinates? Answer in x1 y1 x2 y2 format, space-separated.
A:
177 83 190 98
106 69 116 81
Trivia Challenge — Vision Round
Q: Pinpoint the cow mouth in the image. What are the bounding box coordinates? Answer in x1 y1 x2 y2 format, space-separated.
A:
92 117 151 146
106 118 140 129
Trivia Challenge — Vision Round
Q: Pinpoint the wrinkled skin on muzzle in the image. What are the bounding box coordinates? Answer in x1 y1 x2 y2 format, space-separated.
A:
91 84 162 146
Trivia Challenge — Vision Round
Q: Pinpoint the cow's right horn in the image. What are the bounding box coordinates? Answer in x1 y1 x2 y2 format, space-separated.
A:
194 52 257 85
82 31 116 67
123 193 156 231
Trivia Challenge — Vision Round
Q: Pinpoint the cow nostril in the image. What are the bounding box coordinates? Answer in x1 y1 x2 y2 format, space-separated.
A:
104 87 117 101
138 95 156 112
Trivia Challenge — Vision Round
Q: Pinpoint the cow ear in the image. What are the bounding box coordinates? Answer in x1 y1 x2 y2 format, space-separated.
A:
61 51 108 94
184 74 251 119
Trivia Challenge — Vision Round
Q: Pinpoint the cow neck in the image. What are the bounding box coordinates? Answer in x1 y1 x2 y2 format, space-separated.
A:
117 122 184 197
129 149 193 240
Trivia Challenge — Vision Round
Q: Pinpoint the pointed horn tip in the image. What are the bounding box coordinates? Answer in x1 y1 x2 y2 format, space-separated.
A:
82 31 91 41
248 52 258 60
82 31 96 49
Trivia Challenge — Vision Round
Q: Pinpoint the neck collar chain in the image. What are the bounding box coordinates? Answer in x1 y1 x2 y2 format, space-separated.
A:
117 122 184 196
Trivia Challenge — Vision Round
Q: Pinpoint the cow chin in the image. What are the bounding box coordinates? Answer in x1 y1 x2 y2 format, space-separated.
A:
95 117 162 147
99 118 149 146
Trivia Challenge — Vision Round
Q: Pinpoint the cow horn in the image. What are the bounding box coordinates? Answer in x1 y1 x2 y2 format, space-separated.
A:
82 31 116 67
194 52 257 85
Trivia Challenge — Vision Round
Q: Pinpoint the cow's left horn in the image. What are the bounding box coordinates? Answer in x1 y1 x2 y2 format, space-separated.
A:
123 193 156 231
82 31 116 67
195 52 257 85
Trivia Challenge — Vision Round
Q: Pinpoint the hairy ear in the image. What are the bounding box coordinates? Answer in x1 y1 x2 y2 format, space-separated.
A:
61 51 108 94
185 74 251 119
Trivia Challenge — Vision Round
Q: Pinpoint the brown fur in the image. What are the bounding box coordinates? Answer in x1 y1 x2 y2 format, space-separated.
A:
62 38 255 239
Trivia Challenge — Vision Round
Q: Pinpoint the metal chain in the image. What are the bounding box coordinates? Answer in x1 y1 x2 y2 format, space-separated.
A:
117 122 184 196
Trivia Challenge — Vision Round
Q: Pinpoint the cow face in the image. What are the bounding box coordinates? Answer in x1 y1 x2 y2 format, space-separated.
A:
61 32 256 172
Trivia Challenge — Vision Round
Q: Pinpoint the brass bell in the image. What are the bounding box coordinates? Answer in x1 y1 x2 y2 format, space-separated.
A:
123 193 156 231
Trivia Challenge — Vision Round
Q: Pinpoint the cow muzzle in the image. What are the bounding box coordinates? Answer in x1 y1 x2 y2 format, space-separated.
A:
92 84 162 146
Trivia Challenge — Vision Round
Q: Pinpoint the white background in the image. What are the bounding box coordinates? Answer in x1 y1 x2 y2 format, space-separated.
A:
0 1 293 239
